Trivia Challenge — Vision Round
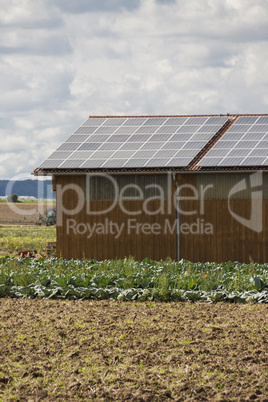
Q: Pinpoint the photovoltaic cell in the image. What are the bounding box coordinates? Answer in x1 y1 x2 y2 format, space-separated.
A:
57 143 81 151
82 118 107 126
66 135 90 143
176 126 199 134
248 125 268 133
257 116 268 124
153 149 178 158
182 141 206 150
110 150 136 159
249 149 268 157
135 126 159 134
48 151 73 159
85 134 110 142
78 143 101 150
107 135 130 142
174 149 197 158
123 159 148 167
99 143 124 150
156 125 180 134
199 158 223 167
235 116 258 125
140 142 164 150
102 159 129 168
60 160 85 168
185 117 208 125
39 160 63 168
242 157 267 165
74 127 98 134
197 125 224 133
219 158 249 166
147 134 172 141
132 150 155 159
242 132 266 141
234 141 256 148
102 118 126 126
95 126 118 134
119 142 144 150
69 151 95 159
161 141 186 149
145 158 169 167
115 126 138 134
127 134 151 142
206 116 229 125
122 118 147 126
228 125 250 133
80 159 107 168
226 149 249 157
143 117 167 125
165 157 194 166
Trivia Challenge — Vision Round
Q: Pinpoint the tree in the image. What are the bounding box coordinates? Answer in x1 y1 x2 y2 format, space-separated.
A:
7 193 18 203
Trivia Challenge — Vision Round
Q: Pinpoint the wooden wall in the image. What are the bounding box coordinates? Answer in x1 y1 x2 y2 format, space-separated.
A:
55 173 268 263
177 173 268 263
55 175 177 261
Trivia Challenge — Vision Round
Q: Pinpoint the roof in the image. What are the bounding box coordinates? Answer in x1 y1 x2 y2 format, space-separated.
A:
34 114 268 175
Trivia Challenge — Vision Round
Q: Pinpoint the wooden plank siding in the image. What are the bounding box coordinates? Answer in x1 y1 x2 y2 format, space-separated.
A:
178 173 267 263
55 175 177 261
55 173 268 263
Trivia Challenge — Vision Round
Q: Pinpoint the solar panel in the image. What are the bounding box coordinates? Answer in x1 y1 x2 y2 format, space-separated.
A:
59 160 85 168
82 118 106 126
66 135 90 142
74 127 97 134
235 116 258 125
257 116 268 124
135 126 159 134
39 160 63 168
78 143 101 150
120 142 144 150
101 159 129 168
48 151 73 159
198 115 268 167
206 116 229 125
143 117 167 125
153 149 178 158
163 117 188 125
80 159 107 168
166 157 194 166
242 157 267 165
123 159 148 167
102 118 126 126
37 115 229 170
85 134 110 142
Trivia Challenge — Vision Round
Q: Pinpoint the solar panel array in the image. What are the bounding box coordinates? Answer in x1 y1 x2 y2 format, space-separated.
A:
39 116 228 169
198 116 268 167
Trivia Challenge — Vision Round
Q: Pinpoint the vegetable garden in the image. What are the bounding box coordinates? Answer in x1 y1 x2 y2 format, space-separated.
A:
0 225 268 401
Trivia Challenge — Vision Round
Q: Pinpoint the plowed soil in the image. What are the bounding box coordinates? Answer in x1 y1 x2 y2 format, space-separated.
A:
0 300 267 401
0 203 55 224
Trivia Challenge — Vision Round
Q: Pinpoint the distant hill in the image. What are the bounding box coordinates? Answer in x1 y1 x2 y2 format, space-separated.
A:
0 179 55 199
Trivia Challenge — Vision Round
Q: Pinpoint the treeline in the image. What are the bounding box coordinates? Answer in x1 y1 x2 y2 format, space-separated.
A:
0 180 54 199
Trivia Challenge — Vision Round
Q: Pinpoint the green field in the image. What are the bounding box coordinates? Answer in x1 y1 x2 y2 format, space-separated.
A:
0 225 56 257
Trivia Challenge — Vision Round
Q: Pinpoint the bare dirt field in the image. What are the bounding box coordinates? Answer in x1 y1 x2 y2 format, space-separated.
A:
0 299 267 401
0 203 55 224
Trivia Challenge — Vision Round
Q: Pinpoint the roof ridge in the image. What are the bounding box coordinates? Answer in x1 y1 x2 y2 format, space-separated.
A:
89 114 268 118
187 117 239 171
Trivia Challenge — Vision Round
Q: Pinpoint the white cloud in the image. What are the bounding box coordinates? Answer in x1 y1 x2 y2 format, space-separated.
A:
0 0 268 178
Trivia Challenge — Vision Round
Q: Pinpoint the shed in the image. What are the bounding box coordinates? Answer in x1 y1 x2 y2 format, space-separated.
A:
34 114 268 263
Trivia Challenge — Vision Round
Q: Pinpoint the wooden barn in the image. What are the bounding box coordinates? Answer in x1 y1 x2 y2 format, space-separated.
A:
34 114 268 263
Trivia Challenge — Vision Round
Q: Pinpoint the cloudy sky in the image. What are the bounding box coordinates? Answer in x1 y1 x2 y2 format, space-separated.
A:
0 0 268 179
